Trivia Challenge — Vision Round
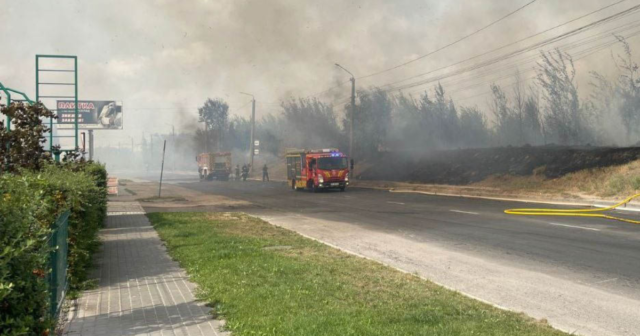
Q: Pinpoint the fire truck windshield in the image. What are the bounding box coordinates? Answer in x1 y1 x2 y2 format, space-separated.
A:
317 157 348 170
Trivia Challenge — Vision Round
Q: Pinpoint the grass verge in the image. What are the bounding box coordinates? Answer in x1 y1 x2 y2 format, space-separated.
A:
473 159 640 198
148 212 567 336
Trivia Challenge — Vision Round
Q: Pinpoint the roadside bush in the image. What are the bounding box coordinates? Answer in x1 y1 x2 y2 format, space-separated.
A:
0 102 55 174
0 162 107 335
632 176 640 191
606 174 627 196
0 175 59 335
32 162 107 287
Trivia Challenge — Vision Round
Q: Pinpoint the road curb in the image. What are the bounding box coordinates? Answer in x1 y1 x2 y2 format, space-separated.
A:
371 187 640 212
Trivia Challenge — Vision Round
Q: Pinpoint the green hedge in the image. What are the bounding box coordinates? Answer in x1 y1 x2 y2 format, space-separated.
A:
0 162 107 335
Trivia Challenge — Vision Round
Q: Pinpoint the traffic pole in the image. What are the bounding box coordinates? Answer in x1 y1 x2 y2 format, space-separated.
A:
249 98 256 173
350 76 355 160
88 130 94 161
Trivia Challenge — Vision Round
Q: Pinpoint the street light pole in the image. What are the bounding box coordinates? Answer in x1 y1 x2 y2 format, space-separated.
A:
240 92 256 173
335 63 356 160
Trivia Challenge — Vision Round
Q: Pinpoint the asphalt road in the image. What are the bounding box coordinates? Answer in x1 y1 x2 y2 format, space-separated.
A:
180 179 640 291
142 174 640 336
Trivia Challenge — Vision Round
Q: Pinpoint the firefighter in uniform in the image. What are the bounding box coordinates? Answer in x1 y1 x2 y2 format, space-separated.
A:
262 164 269 182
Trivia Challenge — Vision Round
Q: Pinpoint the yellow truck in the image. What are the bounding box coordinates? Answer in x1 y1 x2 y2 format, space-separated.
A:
196 152 232 181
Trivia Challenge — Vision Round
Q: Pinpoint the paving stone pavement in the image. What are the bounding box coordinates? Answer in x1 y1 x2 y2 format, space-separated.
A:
64 202 227 336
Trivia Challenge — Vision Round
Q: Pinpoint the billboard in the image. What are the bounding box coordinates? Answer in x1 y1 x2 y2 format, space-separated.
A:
57 100 123 129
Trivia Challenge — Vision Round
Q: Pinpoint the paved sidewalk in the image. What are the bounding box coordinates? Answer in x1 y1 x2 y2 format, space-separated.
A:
64 202 227 336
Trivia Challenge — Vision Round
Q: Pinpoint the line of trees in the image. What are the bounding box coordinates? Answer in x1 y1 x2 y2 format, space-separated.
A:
194 38 640 161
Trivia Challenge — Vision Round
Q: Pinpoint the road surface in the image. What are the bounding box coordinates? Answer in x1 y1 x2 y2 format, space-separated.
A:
143 175 640 336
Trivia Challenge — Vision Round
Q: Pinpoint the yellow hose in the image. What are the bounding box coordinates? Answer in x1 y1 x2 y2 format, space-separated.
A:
504 193 640 225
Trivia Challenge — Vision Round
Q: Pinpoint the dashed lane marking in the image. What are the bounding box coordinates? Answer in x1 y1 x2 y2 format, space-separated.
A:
548 222 601 231
387 201 406 205
450 210 479 215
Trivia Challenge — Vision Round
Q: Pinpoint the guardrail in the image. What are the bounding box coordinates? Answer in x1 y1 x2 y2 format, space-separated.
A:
48 211 69 319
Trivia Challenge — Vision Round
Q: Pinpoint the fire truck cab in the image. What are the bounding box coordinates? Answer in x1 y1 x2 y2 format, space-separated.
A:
286 148 350 192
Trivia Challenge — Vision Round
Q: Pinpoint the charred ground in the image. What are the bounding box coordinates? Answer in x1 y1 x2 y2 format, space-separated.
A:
358 146 640 185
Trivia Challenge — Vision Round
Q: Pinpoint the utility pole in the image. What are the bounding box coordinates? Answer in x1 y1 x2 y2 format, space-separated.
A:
172 125 176 172
241 92 256 173
204 122 209 153
88 130 94 161
158 140 166 197
350 76 355 160
335 63 356 160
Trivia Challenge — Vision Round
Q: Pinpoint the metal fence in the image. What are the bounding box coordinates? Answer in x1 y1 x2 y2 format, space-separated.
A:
48 211 69 318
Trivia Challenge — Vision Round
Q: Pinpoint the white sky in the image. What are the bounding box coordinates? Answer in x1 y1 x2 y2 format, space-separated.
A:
2 0 639 147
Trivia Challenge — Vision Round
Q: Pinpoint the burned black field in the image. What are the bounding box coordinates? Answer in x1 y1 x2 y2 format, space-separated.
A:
359 146 640 185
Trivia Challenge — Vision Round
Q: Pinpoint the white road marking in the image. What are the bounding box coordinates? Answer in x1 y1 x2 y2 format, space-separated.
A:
387 201 405 205
450 210 479 215
594 278 618 284
548 222 601 231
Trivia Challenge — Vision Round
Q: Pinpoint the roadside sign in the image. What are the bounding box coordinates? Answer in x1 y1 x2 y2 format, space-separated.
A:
254 149 259 155
254 140 260 146
57 100 123 129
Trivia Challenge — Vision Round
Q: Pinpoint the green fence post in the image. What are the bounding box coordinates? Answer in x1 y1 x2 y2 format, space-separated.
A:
0 82 12 131
74 57 78 151
48 211 69 319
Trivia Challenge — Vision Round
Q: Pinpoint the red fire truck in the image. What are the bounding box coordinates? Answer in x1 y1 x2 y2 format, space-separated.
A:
196 152 232 181
286 148 352 192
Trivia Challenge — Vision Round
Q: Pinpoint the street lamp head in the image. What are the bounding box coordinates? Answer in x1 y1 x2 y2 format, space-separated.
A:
334 63 354 79
240 92 254 99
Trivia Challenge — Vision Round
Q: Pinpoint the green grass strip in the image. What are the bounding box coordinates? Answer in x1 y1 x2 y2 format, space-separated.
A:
148 212 567 336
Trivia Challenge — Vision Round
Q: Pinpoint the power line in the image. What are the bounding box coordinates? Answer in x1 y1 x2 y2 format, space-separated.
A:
331 21 640 106
384 0 632 90
365 4 640 95
357 0 540 80
398 19 640 98
308 79 352 98
412 28 640 104
307 0 541 98
317 0 629 101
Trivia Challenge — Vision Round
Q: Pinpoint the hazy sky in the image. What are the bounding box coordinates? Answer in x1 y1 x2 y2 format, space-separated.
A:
2 0 639 147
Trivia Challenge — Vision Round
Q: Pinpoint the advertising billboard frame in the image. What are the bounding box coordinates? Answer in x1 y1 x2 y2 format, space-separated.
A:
56 100 124 130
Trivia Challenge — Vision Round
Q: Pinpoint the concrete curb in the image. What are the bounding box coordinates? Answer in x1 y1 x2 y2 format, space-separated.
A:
353 184 640 213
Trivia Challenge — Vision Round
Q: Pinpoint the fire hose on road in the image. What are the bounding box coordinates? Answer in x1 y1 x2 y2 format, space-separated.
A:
504 193 640 225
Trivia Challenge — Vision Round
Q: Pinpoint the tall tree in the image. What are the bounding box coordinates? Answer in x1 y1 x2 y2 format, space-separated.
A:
536 49 591 145
282 97 343 150
459 106 490 147
198 98 229 151
344 88 392 159
490 83 520 145
613 35 640 144
0 102 55 173
523 93 543 145
513 70 526 144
